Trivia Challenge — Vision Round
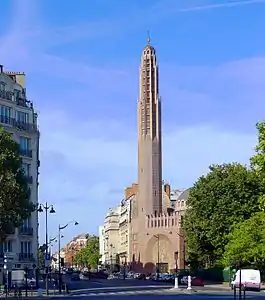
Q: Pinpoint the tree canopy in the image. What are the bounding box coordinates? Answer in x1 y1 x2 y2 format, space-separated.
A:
223 212 265 268
73 236 100 268
184 163 261 266
0 127 34 239
250 121 265 210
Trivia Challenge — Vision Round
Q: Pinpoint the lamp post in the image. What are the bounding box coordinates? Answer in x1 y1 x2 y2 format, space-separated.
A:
37 203 55 295
175 232 189 289
176 232 186 271
154 234 160 280
109 243 114 273
58 221 78 294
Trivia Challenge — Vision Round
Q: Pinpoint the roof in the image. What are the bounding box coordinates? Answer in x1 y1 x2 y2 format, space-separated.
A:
177 188 190 201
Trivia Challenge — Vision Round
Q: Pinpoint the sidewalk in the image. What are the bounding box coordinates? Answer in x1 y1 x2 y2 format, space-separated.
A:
205 282 230 290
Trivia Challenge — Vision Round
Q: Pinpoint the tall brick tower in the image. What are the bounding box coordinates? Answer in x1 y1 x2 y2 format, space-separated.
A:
137 37 162 215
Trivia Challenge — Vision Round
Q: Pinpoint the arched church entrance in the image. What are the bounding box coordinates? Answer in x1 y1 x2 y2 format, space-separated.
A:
145 234 173 273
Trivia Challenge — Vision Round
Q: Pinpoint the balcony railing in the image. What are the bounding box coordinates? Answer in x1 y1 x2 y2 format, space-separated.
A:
18 253 34 261
19 149 32 158
19 227 33 235
0 89 32 108
0 115 37 133
0 90 13 101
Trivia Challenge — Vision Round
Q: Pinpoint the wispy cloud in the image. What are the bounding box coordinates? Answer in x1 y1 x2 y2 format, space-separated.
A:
30 0 265 50
178 0 265 12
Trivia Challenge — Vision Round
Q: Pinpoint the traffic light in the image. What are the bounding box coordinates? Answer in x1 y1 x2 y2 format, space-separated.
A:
60 258 64 267
3 255 7 270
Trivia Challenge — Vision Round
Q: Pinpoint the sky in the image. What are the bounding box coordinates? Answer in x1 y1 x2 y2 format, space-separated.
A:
0 0 265 249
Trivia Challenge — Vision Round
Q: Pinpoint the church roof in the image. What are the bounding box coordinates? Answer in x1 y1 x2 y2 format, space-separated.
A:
177 188 190 201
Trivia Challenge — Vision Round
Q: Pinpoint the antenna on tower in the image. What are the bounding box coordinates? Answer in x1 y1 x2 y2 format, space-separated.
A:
147 30 151 45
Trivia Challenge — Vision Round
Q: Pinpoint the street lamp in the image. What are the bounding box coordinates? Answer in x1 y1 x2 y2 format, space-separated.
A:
176 232 186 270
109 243 114 273
154 235 160 280
58 221 78 293
146 233 160 279
37 202 55 295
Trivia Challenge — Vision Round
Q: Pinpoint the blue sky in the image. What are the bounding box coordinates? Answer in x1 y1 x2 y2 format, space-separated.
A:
1 0 265 249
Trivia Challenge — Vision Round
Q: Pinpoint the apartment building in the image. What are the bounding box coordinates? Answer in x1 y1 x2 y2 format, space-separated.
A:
0 65 39 271
99 197 132 268
64 234 90 266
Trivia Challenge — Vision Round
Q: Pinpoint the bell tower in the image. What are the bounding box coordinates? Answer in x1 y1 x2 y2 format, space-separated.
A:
137 37 162 215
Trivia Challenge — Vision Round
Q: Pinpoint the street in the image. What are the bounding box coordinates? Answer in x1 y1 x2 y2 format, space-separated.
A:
45 278 265 300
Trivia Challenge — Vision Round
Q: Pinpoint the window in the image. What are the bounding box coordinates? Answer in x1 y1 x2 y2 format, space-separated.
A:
20 241 32 253
14 89 20 101
22 218 31 228
0 106 12 124
16 111 29 123
0 240 13 252
0 82 6 91
22 163 31 176
19 136 31 150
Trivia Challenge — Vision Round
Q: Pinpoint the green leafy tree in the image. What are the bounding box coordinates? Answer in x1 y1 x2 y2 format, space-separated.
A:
73 236 100 268
223 212 265 267
0 127 34 240
38 247 45 268
184 163 261 266
250 121 265 210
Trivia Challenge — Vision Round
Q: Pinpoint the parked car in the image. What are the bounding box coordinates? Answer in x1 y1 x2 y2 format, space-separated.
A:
71 273 80 281
181 276 204 286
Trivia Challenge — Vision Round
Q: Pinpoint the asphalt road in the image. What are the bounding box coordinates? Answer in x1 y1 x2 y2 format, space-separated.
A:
39 278 265 299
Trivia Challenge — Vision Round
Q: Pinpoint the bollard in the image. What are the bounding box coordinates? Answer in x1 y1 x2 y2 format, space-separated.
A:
187 275 192 290
174 276 179 289
233 286 236 300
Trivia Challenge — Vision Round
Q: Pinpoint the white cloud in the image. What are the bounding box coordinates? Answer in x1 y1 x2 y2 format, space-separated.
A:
38 109 257 240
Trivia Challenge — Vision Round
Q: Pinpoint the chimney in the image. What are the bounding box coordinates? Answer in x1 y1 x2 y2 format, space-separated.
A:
164 183 171 199
0 65 3 73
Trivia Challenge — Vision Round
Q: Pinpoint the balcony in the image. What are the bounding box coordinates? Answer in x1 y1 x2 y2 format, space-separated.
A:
0 115 37 133
0 89 13 101
18 253 34 261
0 89 32 109
19 149 32 158
19 227 33 236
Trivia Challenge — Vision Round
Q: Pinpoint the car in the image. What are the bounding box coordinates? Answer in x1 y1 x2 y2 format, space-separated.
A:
181 276 204 286
71 273 80 281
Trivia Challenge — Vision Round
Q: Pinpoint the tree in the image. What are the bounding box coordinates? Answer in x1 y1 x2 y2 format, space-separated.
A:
38 246 45 268
250 121 265 210
74 236 100 268
0 127 34 240
223 212 265 268
184 163 261 266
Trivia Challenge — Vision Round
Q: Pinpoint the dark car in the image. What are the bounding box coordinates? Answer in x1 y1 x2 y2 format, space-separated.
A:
90 271 108 279
71 273 80 281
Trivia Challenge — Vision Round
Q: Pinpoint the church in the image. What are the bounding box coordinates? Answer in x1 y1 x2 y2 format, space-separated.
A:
128 38 189 273
99 38 189 274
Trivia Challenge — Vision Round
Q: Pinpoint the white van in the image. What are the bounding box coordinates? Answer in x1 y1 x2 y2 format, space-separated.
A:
231 269 261 291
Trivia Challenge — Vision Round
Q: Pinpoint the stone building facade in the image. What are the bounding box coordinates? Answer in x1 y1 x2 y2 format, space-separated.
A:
0 66 40 271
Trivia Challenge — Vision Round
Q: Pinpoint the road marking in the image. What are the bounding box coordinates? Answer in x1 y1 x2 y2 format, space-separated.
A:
70 289 171 297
